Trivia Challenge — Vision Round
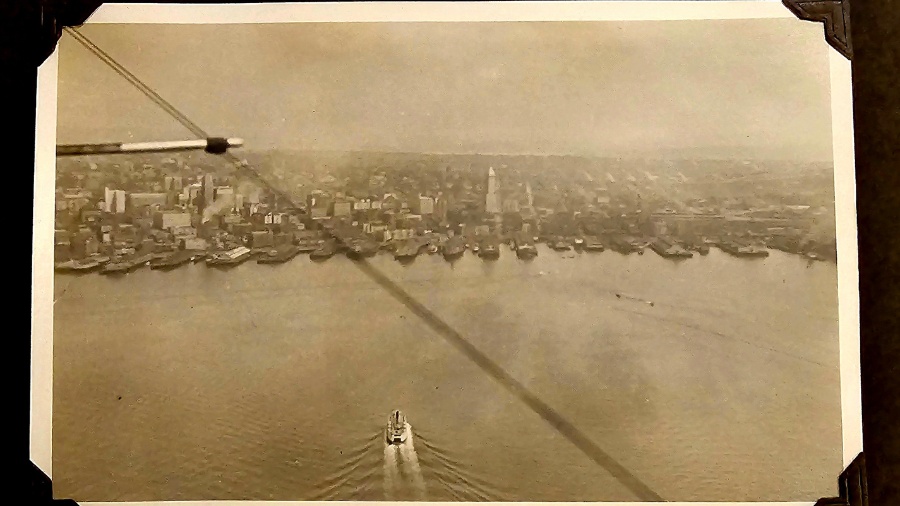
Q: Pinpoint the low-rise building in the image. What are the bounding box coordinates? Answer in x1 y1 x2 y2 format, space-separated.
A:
182 237 209 250
153 211 193 230
249 230 275 248
129 192 168 209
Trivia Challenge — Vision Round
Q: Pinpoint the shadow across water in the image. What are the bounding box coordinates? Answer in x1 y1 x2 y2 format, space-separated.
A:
350 259 664 502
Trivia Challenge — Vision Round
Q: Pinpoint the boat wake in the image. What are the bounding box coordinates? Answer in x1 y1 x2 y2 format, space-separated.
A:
310 432 382 501
313 421 504 501
614 292 655 307
415 431 506 501
383 423 428 501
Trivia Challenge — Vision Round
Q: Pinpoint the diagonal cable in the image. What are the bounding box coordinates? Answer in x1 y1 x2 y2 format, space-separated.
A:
64 27 299 209
64 27 208 139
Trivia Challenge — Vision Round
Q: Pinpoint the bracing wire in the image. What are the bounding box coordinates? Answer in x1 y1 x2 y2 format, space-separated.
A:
64 27 208 139
64 26 299 209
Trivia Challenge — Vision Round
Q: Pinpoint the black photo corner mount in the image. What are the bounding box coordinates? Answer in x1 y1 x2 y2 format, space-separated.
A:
26 2 100 505
780 2 866 506
35 0 104 68
29 462 78 506
783 0 853 60
816 453 869 506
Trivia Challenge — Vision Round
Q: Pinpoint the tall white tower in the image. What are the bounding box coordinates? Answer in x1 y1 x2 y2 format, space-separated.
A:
485 167 501 214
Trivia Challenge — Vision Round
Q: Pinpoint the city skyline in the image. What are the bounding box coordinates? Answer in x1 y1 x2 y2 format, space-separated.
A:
57 19 833 161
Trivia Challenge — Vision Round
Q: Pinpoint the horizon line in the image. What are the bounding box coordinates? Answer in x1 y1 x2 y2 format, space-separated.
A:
230 147 834 164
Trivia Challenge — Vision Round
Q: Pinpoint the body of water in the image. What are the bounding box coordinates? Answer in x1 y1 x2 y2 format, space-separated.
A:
52 247 843 502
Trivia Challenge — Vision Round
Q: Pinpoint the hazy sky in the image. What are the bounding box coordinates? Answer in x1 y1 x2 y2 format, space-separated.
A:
57 19 833 160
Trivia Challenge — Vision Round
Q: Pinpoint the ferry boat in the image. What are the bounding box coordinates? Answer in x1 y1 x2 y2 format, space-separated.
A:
394 239 423 261
478 237 501 259
514 233 538 259
75 255 110 272
608 237 642 255
649 238 693 258
206 246 253 267
310 240 338 260
102 252 155 275
386 410 409 445
346 239 379 259
296 239 322 253
57 255 108 273
54 259 78 273
583 236 605 252
442 235 467 260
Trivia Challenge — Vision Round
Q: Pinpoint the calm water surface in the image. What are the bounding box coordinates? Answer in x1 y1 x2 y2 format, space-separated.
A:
52 247 842 502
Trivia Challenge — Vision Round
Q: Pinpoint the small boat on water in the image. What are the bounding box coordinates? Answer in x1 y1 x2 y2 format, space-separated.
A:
386 410 409 445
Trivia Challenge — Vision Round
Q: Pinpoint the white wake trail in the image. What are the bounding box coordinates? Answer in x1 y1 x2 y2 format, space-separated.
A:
383 422 427 500
399 423 428 500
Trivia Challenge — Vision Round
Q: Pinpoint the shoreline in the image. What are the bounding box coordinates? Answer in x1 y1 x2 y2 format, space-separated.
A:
54 242 836 276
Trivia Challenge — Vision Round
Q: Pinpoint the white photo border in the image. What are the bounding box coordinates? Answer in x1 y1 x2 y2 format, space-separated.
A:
31 2 862 505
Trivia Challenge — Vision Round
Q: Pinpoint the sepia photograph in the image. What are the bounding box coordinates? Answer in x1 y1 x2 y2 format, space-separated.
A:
32 2 860 504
